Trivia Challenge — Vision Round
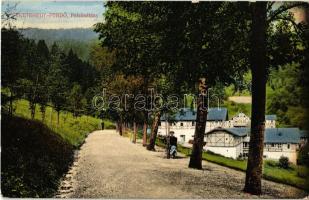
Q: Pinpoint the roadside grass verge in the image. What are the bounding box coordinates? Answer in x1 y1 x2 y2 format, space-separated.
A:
13 99 114 147
2 98 114 197
156 137 309 191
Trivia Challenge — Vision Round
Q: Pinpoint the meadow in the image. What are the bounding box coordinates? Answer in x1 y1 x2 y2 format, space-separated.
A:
2 98 114 197
13 99 114 147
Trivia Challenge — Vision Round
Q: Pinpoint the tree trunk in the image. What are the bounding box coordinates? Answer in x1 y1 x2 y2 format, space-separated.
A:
57 111 60 126
142 113 148 146
119 117 123 136
123 121 126 134
147 111 161 151
50 107 53 126
244 2 267 195
189 78 208 170
133 121 137 143
41 109 45 122
30 102 36 120
9 91 13 115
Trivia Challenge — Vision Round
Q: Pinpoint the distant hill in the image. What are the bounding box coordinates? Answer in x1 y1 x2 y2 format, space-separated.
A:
18 28 99 60
19 28 98 43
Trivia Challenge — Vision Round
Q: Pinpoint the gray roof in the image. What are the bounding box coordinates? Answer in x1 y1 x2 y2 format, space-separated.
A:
206 128 249 137
299 130 308 138
208 108 228 121
206 128 301 144
265 115 277 120
160 107 228 121
265 128 300 143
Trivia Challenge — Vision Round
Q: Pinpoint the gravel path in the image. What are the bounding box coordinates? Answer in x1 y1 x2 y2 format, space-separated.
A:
58 130 307 198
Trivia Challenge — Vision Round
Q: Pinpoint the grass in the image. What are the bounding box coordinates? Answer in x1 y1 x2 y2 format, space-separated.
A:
2 97 114 197
2 114 74 197
223 100 251 119
263 161 308 191
202 152 248 171
12 99 114 147
156 137 309 191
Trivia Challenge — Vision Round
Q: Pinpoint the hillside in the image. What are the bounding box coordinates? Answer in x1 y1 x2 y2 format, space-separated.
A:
1 114 74 197
1 96 114 197
18 28 99 60
19 28 98 42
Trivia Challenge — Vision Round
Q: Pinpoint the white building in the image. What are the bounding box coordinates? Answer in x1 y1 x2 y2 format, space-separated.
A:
158 108 228 144
231 113 250 127
204 128 301 164
229 112 277 128
158 109 278 146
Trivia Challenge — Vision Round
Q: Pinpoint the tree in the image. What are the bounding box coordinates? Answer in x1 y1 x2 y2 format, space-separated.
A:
244 2 308 194
96 2 251 158
1 28 25 114
36 40 50 121
159 2 250 169
188 78 208 169
48 43 68 125
21 39 40 119
243 2 267 195
95 2 167 146
69 83 86 118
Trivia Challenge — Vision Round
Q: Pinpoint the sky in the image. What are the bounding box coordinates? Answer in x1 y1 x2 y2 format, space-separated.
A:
1 0 105 29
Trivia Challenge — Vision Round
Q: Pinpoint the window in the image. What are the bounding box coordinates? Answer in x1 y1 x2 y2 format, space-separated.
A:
192 121 195 126
180 122 183 126
287 144 290 149
180 135 185 143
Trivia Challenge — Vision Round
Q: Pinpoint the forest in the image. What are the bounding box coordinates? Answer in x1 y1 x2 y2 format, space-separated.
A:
1 1 309 198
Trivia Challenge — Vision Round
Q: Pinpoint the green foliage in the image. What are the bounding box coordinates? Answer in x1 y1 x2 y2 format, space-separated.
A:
13 99 113 147
68 83 87 117
203 151 248 171
298 144 309 166
1 26 100 121
267 63 307 128
223 100 251 119
279 156 290 169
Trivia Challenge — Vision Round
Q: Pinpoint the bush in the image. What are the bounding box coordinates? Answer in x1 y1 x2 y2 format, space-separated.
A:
265 160 278 167
298 144 309 166
279 156 290 169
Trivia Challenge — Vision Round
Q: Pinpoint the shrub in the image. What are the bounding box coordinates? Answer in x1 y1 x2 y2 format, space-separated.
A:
265 160 278 167
297 144 309 166
279 156 290 169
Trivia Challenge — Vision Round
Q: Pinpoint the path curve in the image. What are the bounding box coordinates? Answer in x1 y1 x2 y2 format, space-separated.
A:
57 130 307 198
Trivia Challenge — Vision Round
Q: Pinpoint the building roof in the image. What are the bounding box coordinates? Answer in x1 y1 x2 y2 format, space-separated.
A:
160 107 228 121
265 115 277 121
265 128 300 143
207 108 228 121
299 130 308 138
207 127 249 137
206 128 301 144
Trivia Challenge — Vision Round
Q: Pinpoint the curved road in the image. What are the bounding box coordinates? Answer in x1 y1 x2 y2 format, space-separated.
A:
57 130 307 198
